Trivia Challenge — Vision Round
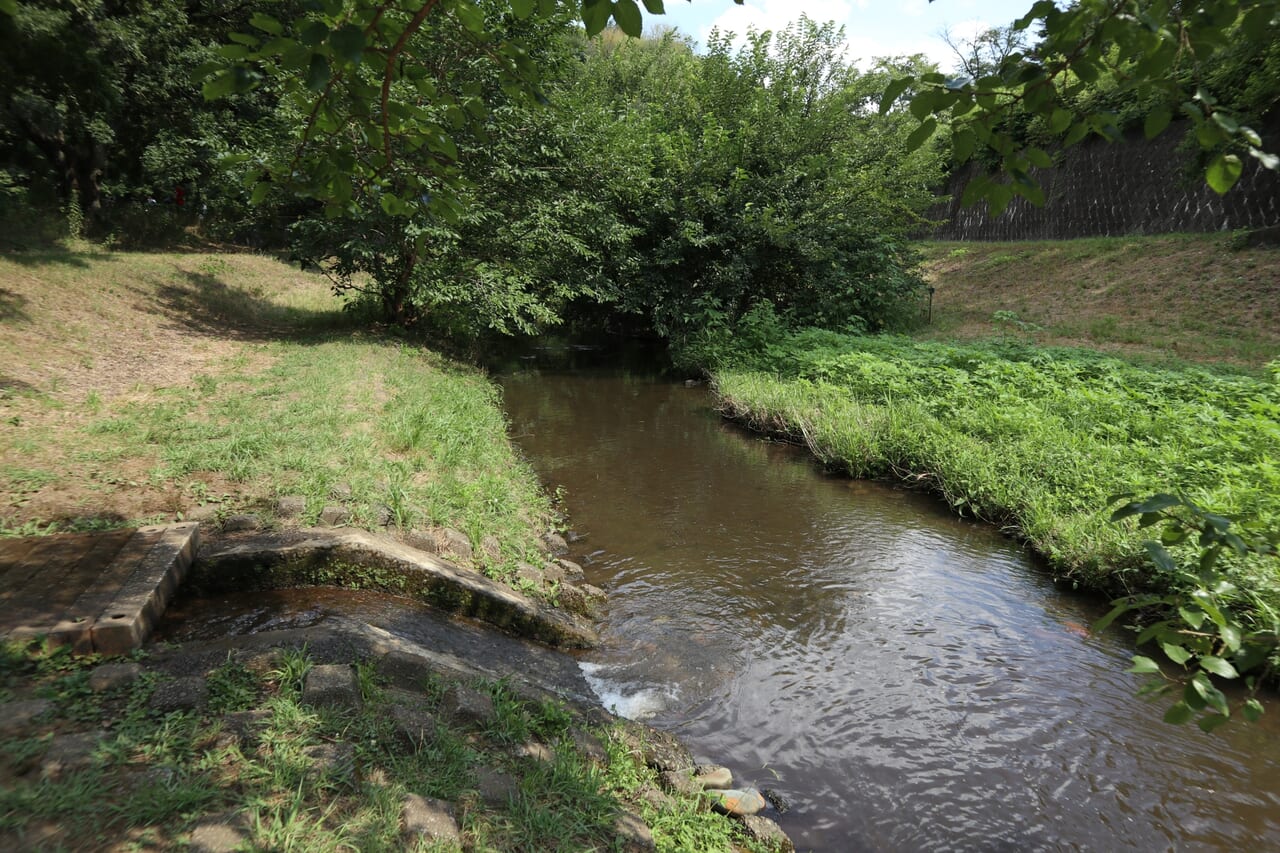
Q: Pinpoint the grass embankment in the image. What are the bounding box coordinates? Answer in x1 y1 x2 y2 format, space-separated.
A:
0 247 550 580
1 247 778 851
705 233 1280 617
918 233 1280 368
0 642 755 851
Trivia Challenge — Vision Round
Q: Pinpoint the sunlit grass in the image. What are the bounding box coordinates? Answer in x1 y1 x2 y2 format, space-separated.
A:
711 331 1280 613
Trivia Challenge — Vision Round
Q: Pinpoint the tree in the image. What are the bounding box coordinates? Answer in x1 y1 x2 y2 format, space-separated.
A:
939 23 1028 83
571 21 942 337
881 0 1280 214
0 1 300 233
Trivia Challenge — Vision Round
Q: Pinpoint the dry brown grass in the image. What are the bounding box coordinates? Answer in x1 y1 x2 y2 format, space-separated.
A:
917 233 1280 368
0 246 342 529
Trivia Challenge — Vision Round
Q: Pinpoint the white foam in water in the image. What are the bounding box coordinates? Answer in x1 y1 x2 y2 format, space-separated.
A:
579 662 674 720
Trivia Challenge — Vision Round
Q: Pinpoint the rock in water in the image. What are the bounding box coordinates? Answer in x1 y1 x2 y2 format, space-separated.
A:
706 787 768 816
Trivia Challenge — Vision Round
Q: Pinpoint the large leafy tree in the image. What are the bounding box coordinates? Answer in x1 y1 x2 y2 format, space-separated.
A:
286 8 638 331
0 1 297 227
883 0 1280 213
569 21 942 336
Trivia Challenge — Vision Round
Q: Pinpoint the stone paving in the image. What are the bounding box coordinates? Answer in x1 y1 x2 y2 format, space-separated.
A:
0 523 199 654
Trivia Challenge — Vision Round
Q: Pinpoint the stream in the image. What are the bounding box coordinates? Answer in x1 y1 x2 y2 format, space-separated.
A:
497 361 1280 851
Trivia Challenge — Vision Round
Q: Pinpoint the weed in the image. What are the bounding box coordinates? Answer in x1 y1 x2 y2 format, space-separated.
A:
207 655 262 714
270 646 313 699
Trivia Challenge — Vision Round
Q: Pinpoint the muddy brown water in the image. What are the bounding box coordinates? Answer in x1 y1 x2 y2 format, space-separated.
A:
497 365 1280 852
157 358 1280 851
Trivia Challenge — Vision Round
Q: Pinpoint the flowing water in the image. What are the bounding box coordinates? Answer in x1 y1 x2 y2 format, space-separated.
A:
497 363 1280 852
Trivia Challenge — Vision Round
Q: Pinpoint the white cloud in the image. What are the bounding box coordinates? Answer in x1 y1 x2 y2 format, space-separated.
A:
700 0 856 47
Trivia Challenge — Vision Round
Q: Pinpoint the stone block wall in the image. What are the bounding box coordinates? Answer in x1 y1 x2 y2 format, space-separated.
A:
929 119 1280 241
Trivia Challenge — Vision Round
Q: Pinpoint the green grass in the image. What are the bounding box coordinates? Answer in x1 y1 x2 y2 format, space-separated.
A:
0 245 558 580
76 336 551 578
706 329 1280 611
0 641 770 852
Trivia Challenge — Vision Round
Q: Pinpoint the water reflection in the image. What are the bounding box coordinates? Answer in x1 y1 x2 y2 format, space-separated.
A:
500 368 1280 852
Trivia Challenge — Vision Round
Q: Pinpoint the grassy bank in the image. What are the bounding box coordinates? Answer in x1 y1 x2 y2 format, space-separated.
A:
0 640 764 851
701 299 1279 621
918 233 1280 368
0 246 553 580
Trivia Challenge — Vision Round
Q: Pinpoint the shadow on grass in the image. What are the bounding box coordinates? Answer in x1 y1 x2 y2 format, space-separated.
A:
0 247 114 269
149 269 357 344
0 374 39 395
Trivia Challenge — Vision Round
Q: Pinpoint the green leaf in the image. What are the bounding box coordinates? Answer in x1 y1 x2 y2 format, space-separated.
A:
1198 656 1239 679
1243 698 1264 722
641 0 665 12
582 0 612 37
952 128 976 163
510 0 535 18
1163 701 1195 725
1191 673 1230 715
909 91 938 120
1206 153 1243 194
986 183 1013 218
1197 713 1230 733
1219 623 1242 652
1179 606 1206 629
202 70 238 100
1159 642 1192 665
300 21 328 47
250 13 283 36
1211 111 1240 135
1013 0 1056 30
1093 600 1131 633
1250 148 1280 170
879 77 913 115
905 117 938 153
1024 147 1053 168
379 192 402 216
1144 107 1172 140
1049 108 1072 134
330 24 365 65
1134 494 1182 514
306 53 330 93
614 0 643 37
1144 541 1177 573
0 0 15 16
250 181 272 205
1128 655 1160 674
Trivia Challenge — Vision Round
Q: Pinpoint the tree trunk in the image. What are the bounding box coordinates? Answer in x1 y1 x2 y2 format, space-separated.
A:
384 248 418 324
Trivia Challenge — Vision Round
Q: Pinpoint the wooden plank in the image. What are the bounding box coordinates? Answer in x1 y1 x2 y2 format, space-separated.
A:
90 523 200 656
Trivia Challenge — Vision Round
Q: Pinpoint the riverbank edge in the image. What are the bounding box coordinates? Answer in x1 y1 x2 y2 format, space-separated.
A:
710 374 1130 601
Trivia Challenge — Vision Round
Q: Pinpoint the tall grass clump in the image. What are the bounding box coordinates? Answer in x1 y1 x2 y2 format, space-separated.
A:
702 323 1280 609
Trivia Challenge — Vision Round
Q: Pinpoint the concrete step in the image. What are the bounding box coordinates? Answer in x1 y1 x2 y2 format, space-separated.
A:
1 523 200 655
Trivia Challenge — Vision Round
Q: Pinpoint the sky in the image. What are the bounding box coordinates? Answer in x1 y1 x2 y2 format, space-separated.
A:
645 0 1035 71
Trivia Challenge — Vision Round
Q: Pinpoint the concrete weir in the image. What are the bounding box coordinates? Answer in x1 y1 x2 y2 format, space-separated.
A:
193 528 598 649
1 523 595 655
